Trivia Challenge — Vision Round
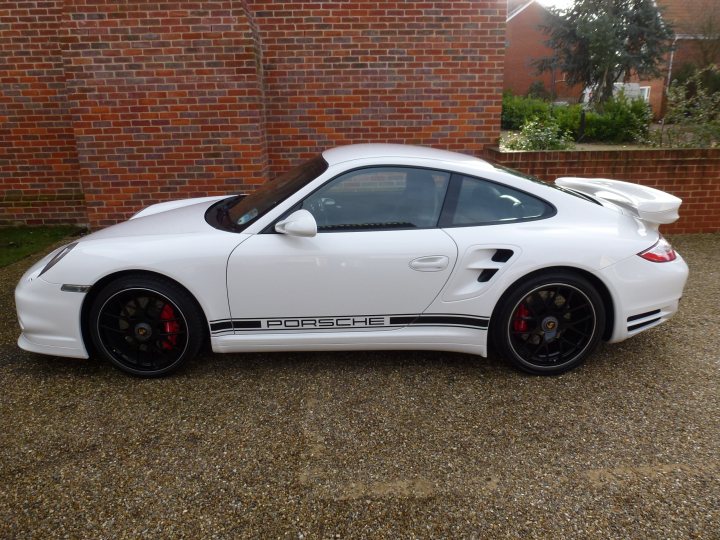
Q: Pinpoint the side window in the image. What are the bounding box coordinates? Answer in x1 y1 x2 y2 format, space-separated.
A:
301 167 450 231
446 175 553 226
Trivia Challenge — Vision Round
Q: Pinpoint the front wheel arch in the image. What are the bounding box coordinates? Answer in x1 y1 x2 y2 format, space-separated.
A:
80 270 210 359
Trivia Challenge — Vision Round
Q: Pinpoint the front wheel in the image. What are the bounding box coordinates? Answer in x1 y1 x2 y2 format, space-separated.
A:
88 275 205 377
492 272 605 375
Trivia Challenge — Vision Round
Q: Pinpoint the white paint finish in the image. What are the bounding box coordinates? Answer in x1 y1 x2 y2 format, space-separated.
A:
131 195 229 219
211 326 486 356
598 252 689 343
87 196 224 239
14 144 689 362
227 229 458 320
322 143 495 172
556 177 682 229
15 272 88 358
441 244 520 302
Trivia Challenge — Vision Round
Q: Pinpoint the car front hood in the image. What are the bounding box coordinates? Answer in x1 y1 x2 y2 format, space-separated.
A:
83 196 231 241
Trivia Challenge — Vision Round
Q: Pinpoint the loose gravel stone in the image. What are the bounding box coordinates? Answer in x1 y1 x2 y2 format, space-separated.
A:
1 233 718 538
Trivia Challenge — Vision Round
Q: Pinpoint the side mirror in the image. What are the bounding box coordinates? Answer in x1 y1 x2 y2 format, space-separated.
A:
275 209 318 237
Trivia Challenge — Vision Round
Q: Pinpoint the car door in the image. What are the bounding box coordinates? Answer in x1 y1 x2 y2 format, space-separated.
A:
225 166 458 332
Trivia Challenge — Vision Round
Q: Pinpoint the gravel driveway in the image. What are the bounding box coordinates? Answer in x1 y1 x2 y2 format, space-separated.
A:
1 234 718 538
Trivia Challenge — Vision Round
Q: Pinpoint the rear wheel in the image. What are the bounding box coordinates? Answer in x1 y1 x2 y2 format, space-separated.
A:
89 276 205 377
492 272 605 375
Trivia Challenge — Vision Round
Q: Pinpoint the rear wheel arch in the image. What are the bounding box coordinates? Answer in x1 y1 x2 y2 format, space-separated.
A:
490 266 615 346
490 267 611 374
80 270 210 359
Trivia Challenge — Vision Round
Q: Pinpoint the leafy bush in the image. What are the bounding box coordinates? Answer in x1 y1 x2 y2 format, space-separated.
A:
501 92 551 130
501 92 651 144
654 65 720 148
582 94 652 143
673 62 720 96
550 103 583 138
501 117 575 151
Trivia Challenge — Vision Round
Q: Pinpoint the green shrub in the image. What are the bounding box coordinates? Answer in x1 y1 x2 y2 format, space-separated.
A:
501 91 651 144
550 104 583 138
654 65 720 148
582 95 652 143
673 62 720 96
501 92 551 130
501 117 575 151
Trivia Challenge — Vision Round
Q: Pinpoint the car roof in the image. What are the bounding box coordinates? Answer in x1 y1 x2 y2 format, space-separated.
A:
322 144 496 172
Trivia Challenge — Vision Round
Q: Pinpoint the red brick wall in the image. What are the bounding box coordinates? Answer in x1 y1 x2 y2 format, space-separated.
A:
1 0 506 228
483 147 720 234
251 1 506 174
0 1 85 225
62 0 269 227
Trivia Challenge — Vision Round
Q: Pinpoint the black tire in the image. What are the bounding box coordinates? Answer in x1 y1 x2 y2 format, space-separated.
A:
89 275 205 377
492 271 605 375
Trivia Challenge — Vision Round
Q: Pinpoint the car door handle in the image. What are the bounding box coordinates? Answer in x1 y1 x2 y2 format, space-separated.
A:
409 255 450 272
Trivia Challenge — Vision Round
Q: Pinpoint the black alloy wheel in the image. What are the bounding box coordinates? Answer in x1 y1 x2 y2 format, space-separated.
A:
492 272 605 375
89 276 205 377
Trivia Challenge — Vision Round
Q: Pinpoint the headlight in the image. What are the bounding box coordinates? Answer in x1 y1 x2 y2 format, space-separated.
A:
39 242 78 276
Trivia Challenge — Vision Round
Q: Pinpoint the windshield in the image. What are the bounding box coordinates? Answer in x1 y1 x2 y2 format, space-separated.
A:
224 154 329 230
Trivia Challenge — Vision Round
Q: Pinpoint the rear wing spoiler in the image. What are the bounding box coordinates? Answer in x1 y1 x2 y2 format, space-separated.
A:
555 177 681 231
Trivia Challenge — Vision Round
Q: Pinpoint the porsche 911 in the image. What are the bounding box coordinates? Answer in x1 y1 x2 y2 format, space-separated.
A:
16 144 688 376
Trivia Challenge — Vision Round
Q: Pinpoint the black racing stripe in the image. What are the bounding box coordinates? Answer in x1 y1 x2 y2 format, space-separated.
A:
231 325 406 332
389 316 417 325
414 315 489 329
211 314 489 333
233 320 262 329
210 321 233 332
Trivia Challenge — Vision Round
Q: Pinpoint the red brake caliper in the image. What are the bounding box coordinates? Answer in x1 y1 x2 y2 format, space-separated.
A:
513 303 529 333
160 304 180 350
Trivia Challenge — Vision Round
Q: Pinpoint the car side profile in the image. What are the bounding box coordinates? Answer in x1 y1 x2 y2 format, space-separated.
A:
16 144 689 377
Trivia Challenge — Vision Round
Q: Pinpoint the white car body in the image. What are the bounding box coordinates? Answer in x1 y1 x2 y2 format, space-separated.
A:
16 144 688 375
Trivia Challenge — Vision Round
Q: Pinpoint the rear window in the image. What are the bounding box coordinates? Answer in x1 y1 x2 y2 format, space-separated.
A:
442 175 554 227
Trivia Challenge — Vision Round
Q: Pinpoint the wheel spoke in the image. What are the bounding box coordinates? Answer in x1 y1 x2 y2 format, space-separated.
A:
564 326 591 338
565 315 594 327
99 324 126 334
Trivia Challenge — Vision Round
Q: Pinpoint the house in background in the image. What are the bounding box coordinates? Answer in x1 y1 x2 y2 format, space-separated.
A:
633 0 720 116
659 0 720 85
503 0 583 101
504 0 720 116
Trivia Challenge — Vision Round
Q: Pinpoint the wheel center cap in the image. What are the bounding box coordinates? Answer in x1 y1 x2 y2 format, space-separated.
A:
135 322 152 341
542 316 559 341
542 317 558 331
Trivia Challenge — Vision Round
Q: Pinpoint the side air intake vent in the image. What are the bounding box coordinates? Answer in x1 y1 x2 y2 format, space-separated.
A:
477 269 498 283
492 249 514 263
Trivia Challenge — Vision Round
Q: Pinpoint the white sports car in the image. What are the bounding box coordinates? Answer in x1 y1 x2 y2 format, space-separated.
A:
16 144 688 377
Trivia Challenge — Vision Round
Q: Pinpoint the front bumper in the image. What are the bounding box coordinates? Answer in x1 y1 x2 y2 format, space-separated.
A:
15 256 89 359
600 252 689 343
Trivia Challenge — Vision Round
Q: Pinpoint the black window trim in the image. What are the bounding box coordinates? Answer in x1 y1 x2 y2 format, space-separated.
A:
437 173 557 228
